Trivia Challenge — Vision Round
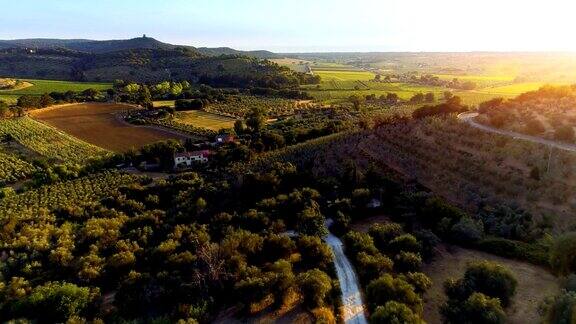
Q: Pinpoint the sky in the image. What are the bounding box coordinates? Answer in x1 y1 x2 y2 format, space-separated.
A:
2 0 576 53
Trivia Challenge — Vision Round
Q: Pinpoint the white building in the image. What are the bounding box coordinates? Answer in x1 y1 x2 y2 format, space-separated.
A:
174 151 210 167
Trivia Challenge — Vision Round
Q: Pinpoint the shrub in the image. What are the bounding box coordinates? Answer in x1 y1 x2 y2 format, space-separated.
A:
370 301 423 324
449 217 484 245
414 230 440 261
475 238 549 266
399 272 432 295
550 232 576 276
541 291 576 324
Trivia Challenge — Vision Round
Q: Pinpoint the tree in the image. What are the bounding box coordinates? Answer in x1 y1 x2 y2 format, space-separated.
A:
234 120 246 135
444 261 517 307
297 236 333 271
356 252 394 282
296 202 327 237
541 291 576 324
246 108 265 133
550 232 576 276
297 269 332 309
17 94 40 109
366 274 422 312
409 93 425 104
442 292 506 324
39 93 54 108
554 125 575 142
449 217 484 244
370 301 423 324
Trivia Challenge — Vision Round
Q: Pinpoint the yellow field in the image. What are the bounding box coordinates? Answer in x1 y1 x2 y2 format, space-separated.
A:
174 111 236 131
314 70 376 81
476 82 563 95
434 74 515 82
153 100 177 108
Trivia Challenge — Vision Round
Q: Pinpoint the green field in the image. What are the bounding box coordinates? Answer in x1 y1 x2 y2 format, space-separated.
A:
0 79 111 104
174 111 236 131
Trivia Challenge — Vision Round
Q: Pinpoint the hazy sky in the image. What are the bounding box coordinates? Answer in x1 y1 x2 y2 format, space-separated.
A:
2 0 576 52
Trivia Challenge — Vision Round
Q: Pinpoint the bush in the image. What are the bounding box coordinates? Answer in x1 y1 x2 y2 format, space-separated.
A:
449 217 484 245
311 307 336 324
550 232 576 276
541 291 576 324
475 238 549 266
370 301 423 324
297 269 333 309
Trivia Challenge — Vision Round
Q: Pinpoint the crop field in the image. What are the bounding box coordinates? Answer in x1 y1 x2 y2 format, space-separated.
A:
0 79 111 104
423 245 559 324
174 111 236 131
31 103 189 152
313 69 375 81
0 117 107 164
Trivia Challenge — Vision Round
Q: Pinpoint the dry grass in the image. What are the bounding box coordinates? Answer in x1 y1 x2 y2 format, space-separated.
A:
422 244 560 324
31 103 189 152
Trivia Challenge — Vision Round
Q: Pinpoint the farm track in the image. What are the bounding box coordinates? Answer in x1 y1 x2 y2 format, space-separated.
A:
458 112 576 152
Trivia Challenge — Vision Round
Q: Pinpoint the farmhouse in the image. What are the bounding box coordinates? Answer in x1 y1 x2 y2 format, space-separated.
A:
174 150 211 167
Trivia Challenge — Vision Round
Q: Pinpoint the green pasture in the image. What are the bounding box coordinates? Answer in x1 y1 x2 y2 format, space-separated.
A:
0 79 111 104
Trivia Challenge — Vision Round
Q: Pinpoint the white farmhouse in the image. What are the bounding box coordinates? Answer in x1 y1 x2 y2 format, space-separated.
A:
174 150 210 167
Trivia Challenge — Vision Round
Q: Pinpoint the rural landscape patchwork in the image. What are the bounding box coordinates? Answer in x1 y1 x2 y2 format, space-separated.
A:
1 1 576 323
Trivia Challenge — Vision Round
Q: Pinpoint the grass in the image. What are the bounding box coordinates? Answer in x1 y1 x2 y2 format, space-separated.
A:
0 79 111 104
174 110 236 131
31 103 189 152
422 244 559 324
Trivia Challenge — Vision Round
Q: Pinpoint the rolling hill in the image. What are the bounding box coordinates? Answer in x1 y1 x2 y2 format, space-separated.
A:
0 37 295 85
0 36 278 58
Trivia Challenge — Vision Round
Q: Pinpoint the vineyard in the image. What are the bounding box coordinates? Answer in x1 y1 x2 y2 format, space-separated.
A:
203 95 306 118
0 148 37 183
0 117 108 164
173 111 236 131
0 171 141 220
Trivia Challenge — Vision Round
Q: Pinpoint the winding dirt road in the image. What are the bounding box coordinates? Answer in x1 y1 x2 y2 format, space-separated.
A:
458 112 576 152
325 232 368 324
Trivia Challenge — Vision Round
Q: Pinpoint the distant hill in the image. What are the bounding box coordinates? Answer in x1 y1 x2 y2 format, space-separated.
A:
0 37 313 88
0 36 279 58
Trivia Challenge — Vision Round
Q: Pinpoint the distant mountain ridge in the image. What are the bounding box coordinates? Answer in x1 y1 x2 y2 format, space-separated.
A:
0 36 279 59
